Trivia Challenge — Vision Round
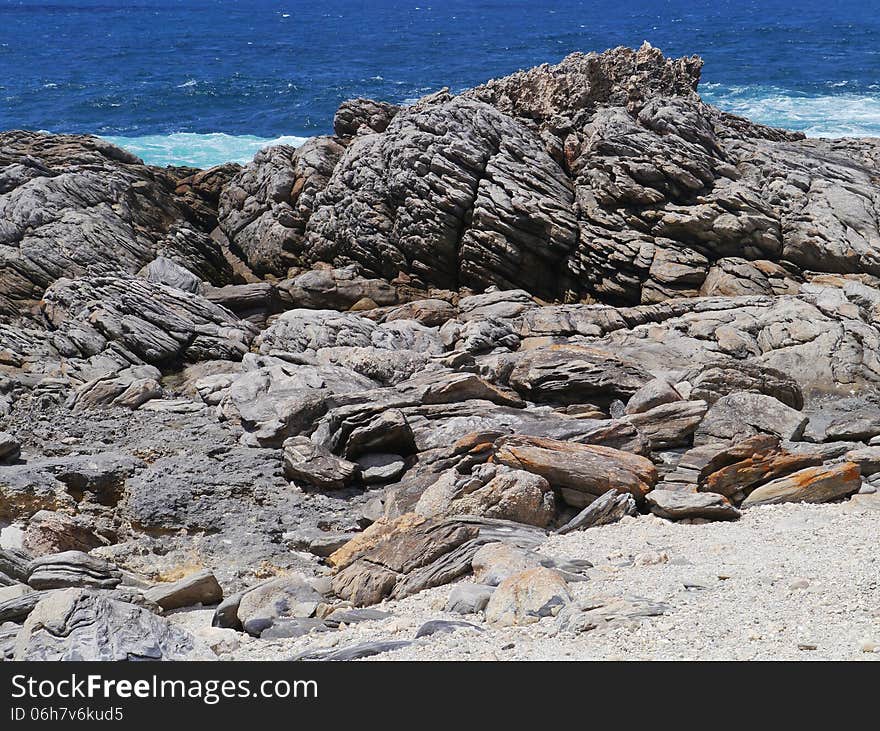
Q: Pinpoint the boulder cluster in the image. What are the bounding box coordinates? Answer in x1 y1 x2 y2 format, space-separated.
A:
3 44 880 660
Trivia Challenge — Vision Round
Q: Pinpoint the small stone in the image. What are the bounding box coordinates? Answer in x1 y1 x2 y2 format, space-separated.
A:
355 453 406 483
445 584 495 614
859 639 880 653
414 619 483 638
633 550 669 566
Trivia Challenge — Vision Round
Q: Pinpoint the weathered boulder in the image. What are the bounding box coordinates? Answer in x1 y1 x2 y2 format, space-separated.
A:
27 551 122 591
282 436 360 490
13 589 213 661
139 255 203 293
445 584 496 615
493 434 657 506
844 446 880 476
825 415 880 442
694 392 808 445
0 130 231 318
0 432 21 463
625 378 683 415
508 345 651 405
333 97 401 138
484 567 571 626
471 542 542 586
330 514 480 606
741 462 862 507
556 490 638 534
218 138 345 276
236 575 323 637
42 275 255 370
622 399 707 449
144 569 223 611
646 489 741 521
415 465 556 527
22 511 106 557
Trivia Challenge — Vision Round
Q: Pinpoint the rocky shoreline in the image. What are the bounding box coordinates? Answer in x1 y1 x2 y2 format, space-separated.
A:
3 44 880 660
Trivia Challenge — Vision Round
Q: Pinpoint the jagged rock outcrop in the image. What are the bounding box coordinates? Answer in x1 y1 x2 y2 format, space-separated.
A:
213 43 880 315
0 131 232 321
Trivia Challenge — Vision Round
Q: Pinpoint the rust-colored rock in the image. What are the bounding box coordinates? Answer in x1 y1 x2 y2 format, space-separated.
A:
329 514 479 606
702 451 823 498
741 462 861 507
492 435 657 504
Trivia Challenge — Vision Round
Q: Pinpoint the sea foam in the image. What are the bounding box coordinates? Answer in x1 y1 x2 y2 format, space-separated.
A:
103 87 880 170
102 132 308 168
703 85 880 138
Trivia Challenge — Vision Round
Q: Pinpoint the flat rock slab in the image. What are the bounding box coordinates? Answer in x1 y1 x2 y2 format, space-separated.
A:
556 490 638 534
27 550 122 590
741 462 861 507
415 619 483 638
492 434 657 505
144 569 223 611
646 489 741 521
292 639 413 661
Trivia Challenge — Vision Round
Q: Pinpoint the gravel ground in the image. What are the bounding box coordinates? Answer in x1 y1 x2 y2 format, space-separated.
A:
174 495 880 661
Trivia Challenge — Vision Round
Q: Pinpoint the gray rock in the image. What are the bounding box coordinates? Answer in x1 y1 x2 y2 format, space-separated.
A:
259 618 330 639
236 575 323 637
0 433 21 463
13 588 214 661
826 415 880 442
415 619 483 638
844 446 880 476
646 489 741 521
623 399 708 449
0 548 32 583
445 584 496 615
28 551 122 590
556 490 638 534
282 436 360 490
0 131 231 319
322 607 392 628
555 595 671 635
144 569 223 610
415 466 556 528
625 378 683 415
139 256 203 294
292 639 412 661
695 392 808 445
0 589 49 624
508 345 651 405
355 453 406 483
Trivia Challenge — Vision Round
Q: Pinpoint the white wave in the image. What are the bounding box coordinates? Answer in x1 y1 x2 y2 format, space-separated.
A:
101 132 308 168
703 86 880 138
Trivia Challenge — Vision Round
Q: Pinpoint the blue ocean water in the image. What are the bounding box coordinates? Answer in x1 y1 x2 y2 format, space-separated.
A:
1 0 879 168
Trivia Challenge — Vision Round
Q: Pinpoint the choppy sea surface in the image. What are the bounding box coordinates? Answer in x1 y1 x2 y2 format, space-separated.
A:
1 0 878 167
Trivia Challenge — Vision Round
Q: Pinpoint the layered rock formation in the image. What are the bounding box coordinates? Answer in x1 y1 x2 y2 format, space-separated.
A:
3 43 880 660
